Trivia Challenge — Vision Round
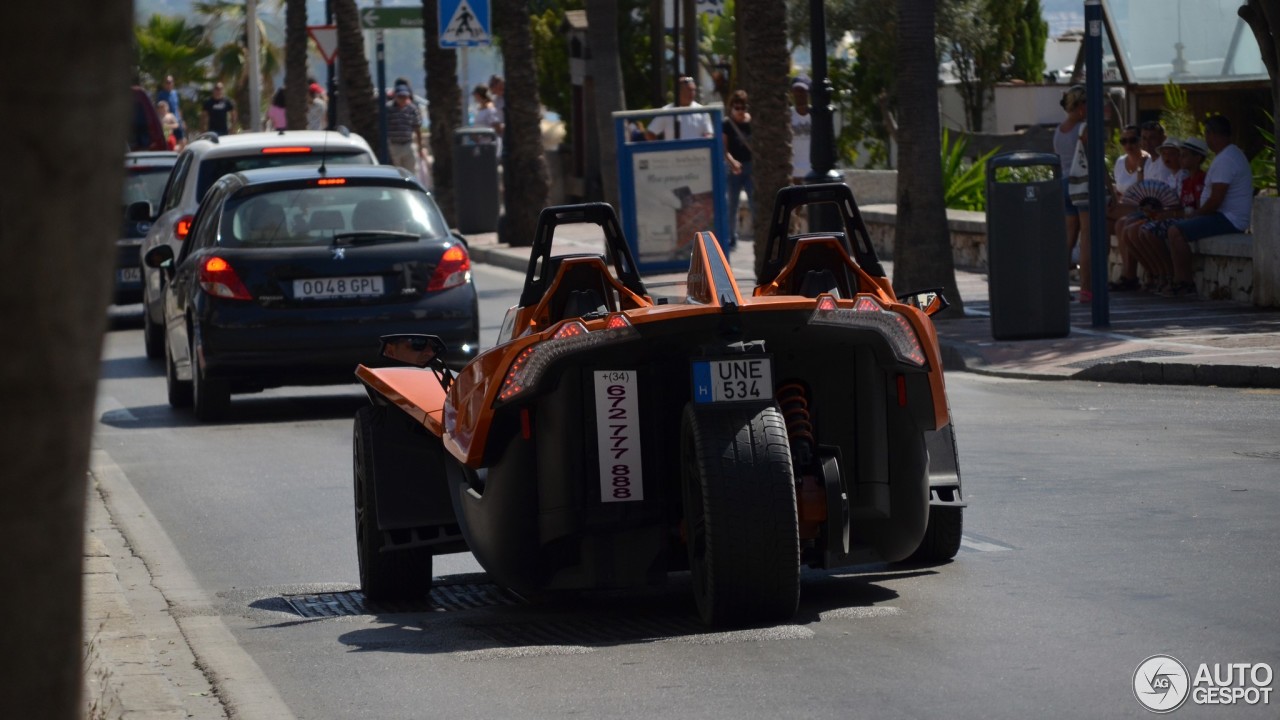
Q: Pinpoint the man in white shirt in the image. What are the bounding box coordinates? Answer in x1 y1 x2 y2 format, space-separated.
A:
1164 116 1254 297
1140 121 1175 187
790 77 813 184
644 76 713 141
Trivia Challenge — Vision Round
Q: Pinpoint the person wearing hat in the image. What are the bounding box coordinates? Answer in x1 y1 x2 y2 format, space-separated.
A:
1131 136 1210 293
306 82 327 130
1164 118 1252 297
790 76 812 185
386 82 425 174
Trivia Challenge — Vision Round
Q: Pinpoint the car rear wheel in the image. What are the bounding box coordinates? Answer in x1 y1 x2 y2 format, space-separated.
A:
165 333 192 408
681 402 800 627
191 333 230 422
354 405 434 601
906 506 963 562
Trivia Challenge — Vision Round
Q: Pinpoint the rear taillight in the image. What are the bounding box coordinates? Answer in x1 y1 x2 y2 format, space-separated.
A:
496 316 637 404
175 215 194 241
199 256 253 300
426 244 471 292
809 293 925 366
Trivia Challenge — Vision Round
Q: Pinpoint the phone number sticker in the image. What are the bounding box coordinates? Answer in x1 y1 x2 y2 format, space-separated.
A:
594 371 643 503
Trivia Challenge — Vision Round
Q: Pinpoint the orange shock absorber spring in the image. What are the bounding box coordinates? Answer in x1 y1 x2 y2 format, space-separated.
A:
775 382 814 464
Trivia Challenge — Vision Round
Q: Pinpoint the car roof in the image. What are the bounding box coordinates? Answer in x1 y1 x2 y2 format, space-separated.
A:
185 130 374 157
229 163 417 187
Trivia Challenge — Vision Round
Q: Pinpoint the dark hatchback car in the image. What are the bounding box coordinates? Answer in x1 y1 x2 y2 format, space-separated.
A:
145 164 479 421
119 151 178 304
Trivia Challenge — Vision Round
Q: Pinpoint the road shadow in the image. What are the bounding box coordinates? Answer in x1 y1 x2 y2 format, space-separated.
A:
98 391 368 429
329 566 921 657
99 355 163 380
106 306 144 331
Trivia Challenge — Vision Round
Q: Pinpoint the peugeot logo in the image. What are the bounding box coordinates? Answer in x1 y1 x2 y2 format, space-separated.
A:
332 247 346 260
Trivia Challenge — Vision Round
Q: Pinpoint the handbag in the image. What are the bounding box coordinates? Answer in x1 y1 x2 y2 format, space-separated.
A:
1067 123 1090 208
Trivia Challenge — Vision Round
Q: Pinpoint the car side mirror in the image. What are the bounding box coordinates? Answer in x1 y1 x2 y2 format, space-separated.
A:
379 333 447 368
144 244 175 271
126 200 153 222
899 288 950 317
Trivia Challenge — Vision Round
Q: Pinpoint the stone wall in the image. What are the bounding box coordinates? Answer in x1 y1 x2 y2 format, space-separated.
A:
860 204 991 271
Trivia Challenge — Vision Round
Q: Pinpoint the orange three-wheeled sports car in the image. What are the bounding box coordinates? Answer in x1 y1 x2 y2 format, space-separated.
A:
353 184 964 627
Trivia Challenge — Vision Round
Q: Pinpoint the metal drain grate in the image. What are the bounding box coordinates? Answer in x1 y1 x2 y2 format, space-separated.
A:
474 615 706 647
282 583 525 618
1064 348 1189 370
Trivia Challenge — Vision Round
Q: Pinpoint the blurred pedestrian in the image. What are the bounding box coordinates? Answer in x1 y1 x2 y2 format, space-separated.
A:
157 100 180 150
201 82 236 135
723 89 753 250
471 84 503 136
488 74 505 123
1054 85 1086 275
790 77 812 185
307 82 327 130
264 87 287 130
386 82 425 174
155 75 186 147
644 76 713 141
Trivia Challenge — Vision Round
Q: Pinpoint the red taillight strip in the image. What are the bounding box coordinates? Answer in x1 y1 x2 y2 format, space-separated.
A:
809 293 926 366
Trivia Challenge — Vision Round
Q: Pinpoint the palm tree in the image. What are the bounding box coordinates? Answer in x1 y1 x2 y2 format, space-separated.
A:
423 0 462 224
587 0 625 211
892 0 964 316
284 0 308 129
134 14 215 124
195 1 285 131
1 4 132 719
494 0 551 246
332 0 379 147
736 0 791 277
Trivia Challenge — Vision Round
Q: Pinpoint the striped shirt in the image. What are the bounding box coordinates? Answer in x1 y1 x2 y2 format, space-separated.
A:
386 101 421 144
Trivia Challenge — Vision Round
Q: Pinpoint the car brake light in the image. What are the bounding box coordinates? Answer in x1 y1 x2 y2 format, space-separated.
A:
426 244 471 292
496 319 638 405
809 293 926 366
199 256 253 300
260 146 313 154
315 177 346 186
175 215 194 241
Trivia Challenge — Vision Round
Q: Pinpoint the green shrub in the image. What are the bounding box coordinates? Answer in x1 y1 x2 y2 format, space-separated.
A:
941 128 999 211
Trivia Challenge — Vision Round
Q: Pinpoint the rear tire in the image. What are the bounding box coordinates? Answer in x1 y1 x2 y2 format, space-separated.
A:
681 402 800 627
906 506 963 563
354 405 434 601
191 333 230 422
165 334 192 409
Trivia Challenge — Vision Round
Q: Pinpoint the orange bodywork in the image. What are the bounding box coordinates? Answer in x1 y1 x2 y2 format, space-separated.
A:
357 229 951 468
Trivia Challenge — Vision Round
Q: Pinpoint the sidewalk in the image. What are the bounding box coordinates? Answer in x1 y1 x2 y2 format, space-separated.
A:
463 227 1280 388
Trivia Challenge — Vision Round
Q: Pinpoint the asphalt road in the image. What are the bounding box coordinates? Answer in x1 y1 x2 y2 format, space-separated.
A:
94 263 1280 719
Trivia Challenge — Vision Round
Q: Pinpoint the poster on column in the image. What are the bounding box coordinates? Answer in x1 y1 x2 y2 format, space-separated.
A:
631 146 715 264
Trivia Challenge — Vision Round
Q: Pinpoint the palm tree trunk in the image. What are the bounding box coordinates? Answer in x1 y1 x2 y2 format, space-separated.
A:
423 0 462 224
587 0 624 211
285 0 309 129
0 4 132 719
737 0 791 278
494 0 551 246
333 0 379 147
893 0 964 316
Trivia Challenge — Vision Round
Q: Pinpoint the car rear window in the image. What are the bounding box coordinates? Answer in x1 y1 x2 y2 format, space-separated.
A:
196 150 371 201
122 166 173 212
219 185 450 248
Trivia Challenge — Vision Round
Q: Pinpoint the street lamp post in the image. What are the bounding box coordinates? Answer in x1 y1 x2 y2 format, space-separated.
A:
805 0 843 232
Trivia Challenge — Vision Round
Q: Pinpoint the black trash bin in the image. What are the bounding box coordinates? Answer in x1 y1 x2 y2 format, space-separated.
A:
985 152 1070 340
452 127 499 234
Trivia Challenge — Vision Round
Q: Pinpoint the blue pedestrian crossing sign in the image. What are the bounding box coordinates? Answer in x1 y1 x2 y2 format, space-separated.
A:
439 0 490 48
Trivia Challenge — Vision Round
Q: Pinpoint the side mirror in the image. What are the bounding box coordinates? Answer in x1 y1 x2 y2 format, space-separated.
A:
898 288 951 317
144 244 175 269
379 334 447 368
126 201 153 222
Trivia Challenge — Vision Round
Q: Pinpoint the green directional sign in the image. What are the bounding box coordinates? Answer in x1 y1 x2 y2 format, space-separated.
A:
360 6 423 29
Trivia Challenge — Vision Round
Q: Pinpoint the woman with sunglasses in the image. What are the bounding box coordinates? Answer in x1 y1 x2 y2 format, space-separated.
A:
722 89 753 251
1107 126 1151 291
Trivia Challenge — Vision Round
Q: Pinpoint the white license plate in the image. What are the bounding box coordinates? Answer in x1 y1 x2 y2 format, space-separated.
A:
118 267 141 283
692 357 773 403
293 276 384 299
594 371 643 503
